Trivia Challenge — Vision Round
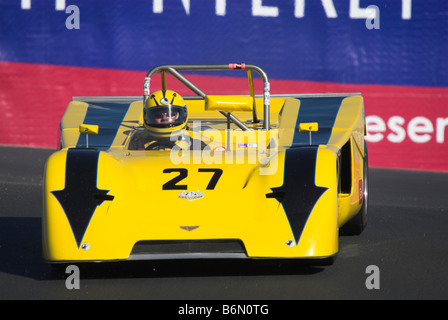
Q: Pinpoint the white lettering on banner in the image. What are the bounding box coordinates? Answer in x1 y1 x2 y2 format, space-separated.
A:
437 118 448 143
408 117 434 143
55 0 66 11
402 0 412 19
350 0 378 19
19 0 414 20
216 0 226 16
153 0 190 15
21 0 30 9
295 0 337 18
151 0 413 20
152 0 412 20
320 0 338 18
21 0 66 10
366 115 448 144
252 0 279 17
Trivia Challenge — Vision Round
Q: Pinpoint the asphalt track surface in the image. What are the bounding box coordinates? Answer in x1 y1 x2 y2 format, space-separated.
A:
1 146 448 300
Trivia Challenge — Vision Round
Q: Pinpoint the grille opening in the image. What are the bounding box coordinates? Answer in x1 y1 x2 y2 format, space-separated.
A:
131 239 247 256
339 140 352 194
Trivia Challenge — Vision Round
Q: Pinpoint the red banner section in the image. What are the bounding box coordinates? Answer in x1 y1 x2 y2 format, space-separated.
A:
1 61 447 172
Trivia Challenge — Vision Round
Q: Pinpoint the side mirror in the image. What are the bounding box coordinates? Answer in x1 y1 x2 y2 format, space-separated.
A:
299 122 318 145
79 124 99 148
79 124 99 134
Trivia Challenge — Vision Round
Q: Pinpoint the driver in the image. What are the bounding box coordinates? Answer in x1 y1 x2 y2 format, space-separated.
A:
128 90 207 151
144 89 188 136
153 109 180 125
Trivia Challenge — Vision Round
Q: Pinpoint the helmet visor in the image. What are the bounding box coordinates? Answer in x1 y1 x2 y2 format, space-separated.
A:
144 105 187 128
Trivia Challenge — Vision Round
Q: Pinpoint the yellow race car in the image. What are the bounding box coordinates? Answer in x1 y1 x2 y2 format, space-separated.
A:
43 64 368 265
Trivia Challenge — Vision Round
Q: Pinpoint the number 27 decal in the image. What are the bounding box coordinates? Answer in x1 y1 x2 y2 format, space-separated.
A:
162 168 223 190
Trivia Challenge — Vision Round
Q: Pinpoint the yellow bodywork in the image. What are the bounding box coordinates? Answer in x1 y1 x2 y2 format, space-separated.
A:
43 95 366 263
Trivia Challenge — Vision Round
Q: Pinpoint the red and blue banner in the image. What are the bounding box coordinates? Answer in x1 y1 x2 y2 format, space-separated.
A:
1 0 447 171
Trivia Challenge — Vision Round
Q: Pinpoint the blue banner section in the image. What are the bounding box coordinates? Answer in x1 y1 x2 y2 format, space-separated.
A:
1 0 447 87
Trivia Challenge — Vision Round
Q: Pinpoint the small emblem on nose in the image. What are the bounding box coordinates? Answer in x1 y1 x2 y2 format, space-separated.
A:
180 225 200 231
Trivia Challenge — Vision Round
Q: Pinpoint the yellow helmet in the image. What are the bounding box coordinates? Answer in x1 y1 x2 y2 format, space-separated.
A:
143 90 188 137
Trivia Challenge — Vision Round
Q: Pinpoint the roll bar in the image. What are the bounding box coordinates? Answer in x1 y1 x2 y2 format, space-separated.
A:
143 64 271 130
